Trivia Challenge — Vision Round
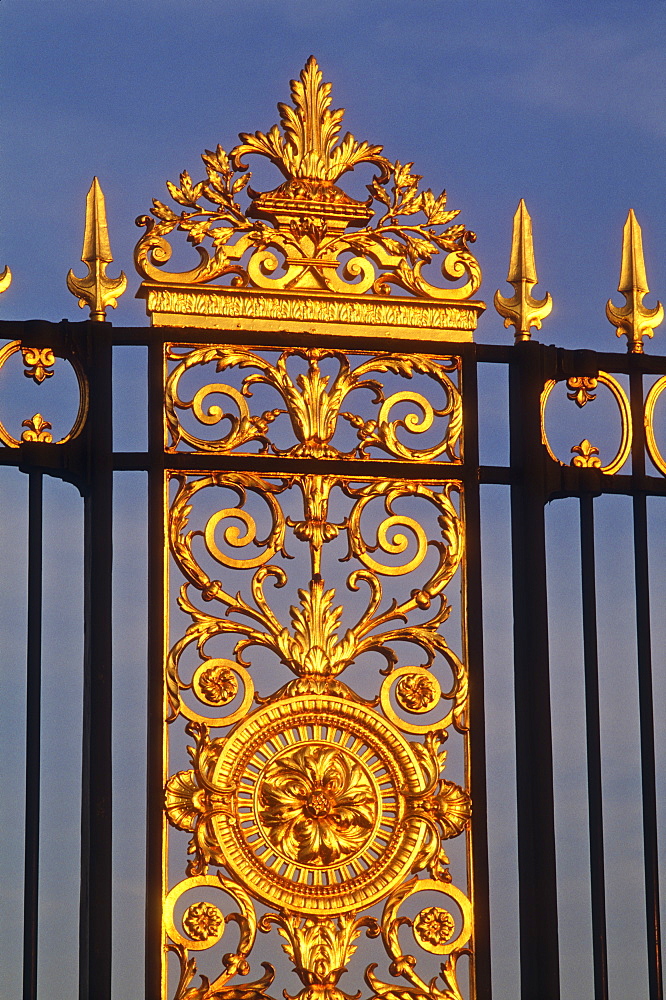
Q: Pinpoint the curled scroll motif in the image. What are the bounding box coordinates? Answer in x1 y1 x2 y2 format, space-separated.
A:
166 634 255 727
165 874 273 1000
166 475 464 711
345 481 463 605
169 472 289 596
645 375 666 476
135 59 481 302
380 655 467 736
365 878 472 1000
165 471 470 1000
540 371 632 475
0 340 89 448
166 345 461 462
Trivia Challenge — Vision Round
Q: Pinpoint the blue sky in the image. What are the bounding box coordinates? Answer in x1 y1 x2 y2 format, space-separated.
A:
1 0 665 349
1 2 665 999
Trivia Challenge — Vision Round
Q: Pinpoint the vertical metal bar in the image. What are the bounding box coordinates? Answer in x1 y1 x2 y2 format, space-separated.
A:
146 335 165 1000
630 367 663 1000
462 347 492 1000
22 470 43 1000
79 321 113 1000
509 341 560 1000
579 492 609 1000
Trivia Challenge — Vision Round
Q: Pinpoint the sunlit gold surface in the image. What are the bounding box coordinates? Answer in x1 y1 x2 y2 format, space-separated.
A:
541 371 632 474
166 345 462 463
158 58 474 1000
21 413 53 442
570 439 602 468
67 177 127 321
494 199 552 342
606 209 664 353
0 263 11 295
566 376 597 408
163 463 472 999
0 340 89 448
644 375 666 475
22 346 55 384
136 58 484 336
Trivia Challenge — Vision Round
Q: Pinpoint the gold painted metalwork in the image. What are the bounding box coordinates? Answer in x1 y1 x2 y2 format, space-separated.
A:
541 371 632 474
67 177 127 321
0 340 89 448
136 58 484 338
166 345 462 463
644 375 666 476
606 209 664 354
566 376 597 408
494 199 552 342
570 439 601 468
163 467 472 1000
158 60 475 1000
0 263 11 296
21 413 53 443
22 346 55 384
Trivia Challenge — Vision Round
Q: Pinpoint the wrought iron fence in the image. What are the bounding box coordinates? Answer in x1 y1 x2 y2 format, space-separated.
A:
0 56 664 1000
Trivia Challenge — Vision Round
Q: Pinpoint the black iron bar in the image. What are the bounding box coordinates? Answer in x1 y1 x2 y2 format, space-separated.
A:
22 470 43 1000
630 367 663 1000
509 341 560 1000
462 349 492 999
79 321 113 1000
579 492 609 1000
145 337 165 1000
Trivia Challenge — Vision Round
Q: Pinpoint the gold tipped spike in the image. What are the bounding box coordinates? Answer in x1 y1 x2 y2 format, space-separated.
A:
0 264 11 296
494 199 552 342
67 177 127 321
606 209 663 353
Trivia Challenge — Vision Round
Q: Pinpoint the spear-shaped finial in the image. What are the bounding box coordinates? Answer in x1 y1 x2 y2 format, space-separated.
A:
606 209 663 353
67 177 127 321
494 199 552 342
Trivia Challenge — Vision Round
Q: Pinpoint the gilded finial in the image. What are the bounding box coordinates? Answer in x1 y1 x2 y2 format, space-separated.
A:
606 209 663 353
0 264 11 296
134 58 484 329
494 199 552 342
67 177 127 321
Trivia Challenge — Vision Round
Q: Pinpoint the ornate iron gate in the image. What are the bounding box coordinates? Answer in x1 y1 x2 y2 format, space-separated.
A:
0 59 663 1000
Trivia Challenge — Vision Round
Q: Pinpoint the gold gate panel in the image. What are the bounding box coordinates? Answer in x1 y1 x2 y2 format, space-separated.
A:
164 465 471 1000
144 58 481 1000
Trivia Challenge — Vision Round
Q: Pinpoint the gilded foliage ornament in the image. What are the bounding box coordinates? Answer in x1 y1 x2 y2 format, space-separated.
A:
166 346 462 465
136 58 481 303
163 464 472 1000
158 60 474 1000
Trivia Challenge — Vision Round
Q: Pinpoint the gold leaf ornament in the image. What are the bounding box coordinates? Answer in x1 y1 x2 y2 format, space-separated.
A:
135 58 481 304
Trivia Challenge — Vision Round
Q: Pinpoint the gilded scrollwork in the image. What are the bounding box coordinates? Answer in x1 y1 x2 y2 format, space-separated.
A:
365 877 472 1000
260 912 380 1000
136 59 481 306
164 466 472 1000
165 345 462 463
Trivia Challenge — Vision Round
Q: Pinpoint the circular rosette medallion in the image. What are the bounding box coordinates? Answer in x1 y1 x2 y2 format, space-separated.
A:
211 696 427 914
